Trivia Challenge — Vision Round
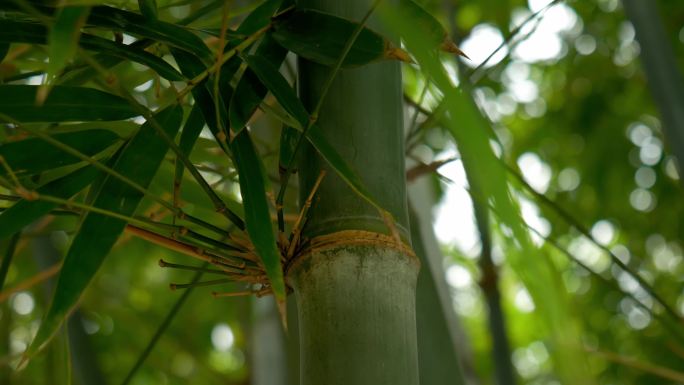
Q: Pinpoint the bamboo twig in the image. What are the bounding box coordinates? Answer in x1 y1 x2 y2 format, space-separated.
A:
0 263 61 304
158 259 239 275
170 278 233 290
286 171 326 260
126 225 249 271
586 347 684 383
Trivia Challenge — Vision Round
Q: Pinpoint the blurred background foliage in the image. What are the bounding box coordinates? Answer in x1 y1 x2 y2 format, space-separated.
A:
1 0 684 384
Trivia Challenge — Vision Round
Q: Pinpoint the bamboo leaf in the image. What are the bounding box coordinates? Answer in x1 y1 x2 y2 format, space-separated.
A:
0 20 184 81
278 125 299 176
243 55 308 124
0 166 100 240
397 0 468 58
244 54 378 208
229 34 287 131
137 0 157 20
270 8 410 68
0 3 215 64
230 129 286 305
0 234 20 291
174 104 205 188
25 105 183 358
86 6 213 63
238 0 285 35
0 85 138 122
47 6 90 81
176 0 222 25
0 42 8 62
171 48 234 150
0 130 119 178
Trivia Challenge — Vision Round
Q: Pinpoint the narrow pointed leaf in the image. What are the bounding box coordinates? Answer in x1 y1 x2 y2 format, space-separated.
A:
237 0 285 35
26 105 183 357
0 43 8 62
171 49 236 148
87 6 213 63
177 1 222 25
0 21 184 81
244 54 379 208
0 234 20 291
47 6 90 81
243 55 308 124
60 39 154 86
0 166 100 240
138 0 157 20
0 3 213 64
397 0 468 58
0 130 119 177
278 125 299 175
270 8 410 68
230 130 286 302
0 85 138 122
229 34 287 131
174 104 205 185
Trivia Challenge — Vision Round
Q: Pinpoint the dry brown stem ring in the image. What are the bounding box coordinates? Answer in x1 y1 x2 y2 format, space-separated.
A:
285 229 419 278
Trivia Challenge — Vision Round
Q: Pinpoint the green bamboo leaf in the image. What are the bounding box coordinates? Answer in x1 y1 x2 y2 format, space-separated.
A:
229 34 287 131
243 54 378 208
270 8 410 68
278 125 299 176
0 85 138 122
397 0 468 58
171 48 235 150
25 105 183 358
0 234 20 291
137 0 157 20
60 39 154 86
0 21 184 81
230 129 286 309
87 6 213 63
243 55 308 124
237 0 286 35
77 36 183 81
174 104 205 186
0 42 9 63
0 130 119 178
176 0 222 25
0 166 100 240
0 3 211 63
47 6 90 81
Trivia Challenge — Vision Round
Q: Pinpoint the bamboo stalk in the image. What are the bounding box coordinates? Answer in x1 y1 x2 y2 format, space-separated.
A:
289 1 418 384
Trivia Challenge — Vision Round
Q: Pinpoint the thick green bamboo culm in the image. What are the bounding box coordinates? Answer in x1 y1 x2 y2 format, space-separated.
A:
289 0 418 384
289 246 419 385
295 0 409 237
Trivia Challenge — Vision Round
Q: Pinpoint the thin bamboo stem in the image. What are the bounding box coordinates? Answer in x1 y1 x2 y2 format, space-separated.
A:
170 278 233 290
0 233 20 292
158 259 239 275
0 262 61 304
286 171 326 260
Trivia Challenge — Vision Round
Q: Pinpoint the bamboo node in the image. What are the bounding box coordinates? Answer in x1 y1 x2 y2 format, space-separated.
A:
286 230 418 276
